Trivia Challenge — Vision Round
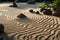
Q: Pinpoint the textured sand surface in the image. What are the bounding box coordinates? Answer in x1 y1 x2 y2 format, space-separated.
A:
0 3 60 40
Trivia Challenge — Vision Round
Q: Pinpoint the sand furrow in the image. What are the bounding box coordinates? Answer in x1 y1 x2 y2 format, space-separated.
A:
0 6 60 40
3 16 60 40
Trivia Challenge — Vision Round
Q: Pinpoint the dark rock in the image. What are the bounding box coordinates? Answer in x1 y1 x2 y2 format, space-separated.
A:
0 38 3 40
43 9 52 15
29 9 34 13
53 9 60 16
0 1 2 3
0 24 4 34
17 14 27 18
35 11 40 14
9 2 17 7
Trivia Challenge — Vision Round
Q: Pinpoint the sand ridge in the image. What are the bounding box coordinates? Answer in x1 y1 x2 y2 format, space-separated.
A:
1 12 60 40
0 3 60 40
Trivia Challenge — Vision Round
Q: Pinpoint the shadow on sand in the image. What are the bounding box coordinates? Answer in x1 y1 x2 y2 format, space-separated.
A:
0 32 9 40
0 24 9 40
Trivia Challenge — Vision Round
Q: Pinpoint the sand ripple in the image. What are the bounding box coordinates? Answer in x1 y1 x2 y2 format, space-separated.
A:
0 7 60 40
4 14 60 40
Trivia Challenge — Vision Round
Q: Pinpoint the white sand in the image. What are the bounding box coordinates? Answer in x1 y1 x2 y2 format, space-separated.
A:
0 3 60 40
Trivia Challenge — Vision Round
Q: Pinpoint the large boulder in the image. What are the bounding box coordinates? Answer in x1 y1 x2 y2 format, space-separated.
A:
17 14 27 18
0 24 4 34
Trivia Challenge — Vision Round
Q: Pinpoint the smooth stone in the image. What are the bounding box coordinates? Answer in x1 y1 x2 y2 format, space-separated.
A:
29 9 34 13
17 14 27 18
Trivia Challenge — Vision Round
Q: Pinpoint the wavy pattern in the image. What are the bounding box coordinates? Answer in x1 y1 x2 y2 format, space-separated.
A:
0 8 60 40
3 14 60 40
0 5 60 40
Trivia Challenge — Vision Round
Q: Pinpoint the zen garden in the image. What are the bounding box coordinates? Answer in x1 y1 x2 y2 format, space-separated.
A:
0 0 60 40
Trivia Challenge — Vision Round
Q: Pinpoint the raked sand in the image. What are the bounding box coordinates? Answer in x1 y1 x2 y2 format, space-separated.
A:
0 3 60 40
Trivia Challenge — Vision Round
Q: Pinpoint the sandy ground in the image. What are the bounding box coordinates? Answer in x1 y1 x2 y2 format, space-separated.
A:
0 3 60 40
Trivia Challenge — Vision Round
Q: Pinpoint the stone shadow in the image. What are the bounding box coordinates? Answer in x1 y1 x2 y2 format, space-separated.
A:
0 24 9 40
